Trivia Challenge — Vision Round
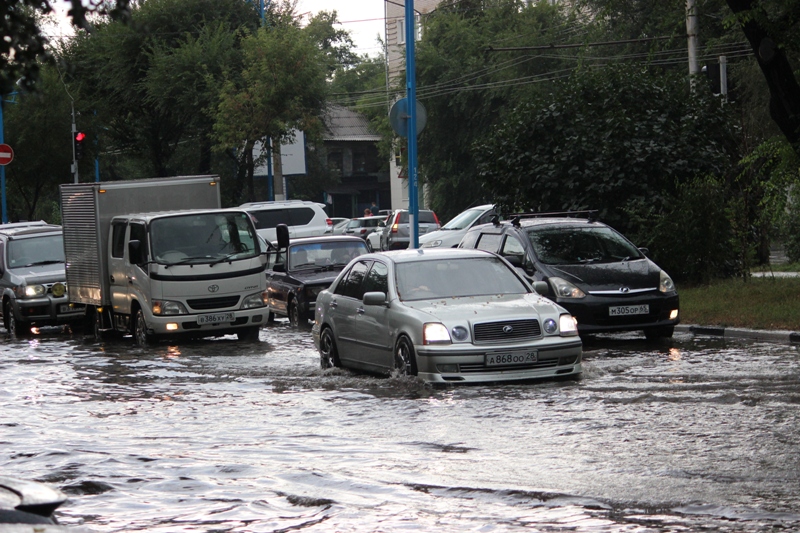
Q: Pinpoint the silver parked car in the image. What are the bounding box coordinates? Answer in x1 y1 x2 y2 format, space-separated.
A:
377 209 440 250
419 204 497 248
312 248 582 383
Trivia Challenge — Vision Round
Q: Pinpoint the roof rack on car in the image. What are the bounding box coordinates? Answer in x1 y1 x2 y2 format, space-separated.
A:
505 210 599 227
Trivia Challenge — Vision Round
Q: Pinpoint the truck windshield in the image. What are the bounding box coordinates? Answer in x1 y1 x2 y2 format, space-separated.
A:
7 235 65 268
150 212 259 264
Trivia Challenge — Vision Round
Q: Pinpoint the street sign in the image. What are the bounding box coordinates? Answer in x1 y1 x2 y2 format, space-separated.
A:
0 144 13 166
389 98 427 137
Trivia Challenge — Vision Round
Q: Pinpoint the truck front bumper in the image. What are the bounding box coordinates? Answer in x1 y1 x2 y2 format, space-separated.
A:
144 308 267 337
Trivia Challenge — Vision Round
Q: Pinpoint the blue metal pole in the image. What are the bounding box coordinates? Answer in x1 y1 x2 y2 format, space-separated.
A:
406 0 419 248
267 138 274 201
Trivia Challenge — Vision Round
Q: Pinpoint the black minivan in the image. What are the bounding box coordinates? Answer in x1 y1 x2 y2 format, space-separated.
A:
459 213 679 339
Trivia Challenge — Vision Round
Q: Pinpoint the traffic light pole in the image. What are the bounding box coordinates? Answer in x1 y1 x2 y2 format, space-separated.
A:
406 0 419 249
71 101 79 183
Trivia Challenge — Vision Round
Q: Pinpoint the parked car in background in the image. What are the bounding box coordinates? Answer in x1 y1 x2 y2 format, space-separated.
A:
241 200 332 242
376 209 440 250
328 218 351 235
0 222 84 336
344 215 386 249
266 235 368 327
420 204 497 249
312 248 582 383
459 212 679 339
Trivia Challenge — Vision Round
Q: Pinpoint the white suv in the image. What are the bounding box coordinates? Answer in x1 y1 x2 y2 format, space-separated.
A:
240 200 332 242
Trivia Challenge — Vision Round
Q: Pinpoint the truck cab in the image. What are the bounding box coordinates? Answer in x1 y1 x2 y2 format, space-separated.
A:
100 209 269 344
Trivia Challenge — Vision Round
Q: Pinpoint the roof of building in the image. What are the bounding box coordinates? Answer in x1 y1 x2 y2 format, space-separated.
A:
323 105 382 142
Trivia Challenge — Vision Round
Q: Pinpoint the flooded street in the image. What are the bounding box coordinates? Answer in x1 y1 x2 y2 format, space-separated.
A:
2 324 800 532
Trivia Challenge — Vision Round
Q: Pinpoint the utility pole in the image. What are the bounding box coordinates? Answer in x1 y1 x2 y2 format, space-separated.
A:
686 0 700 76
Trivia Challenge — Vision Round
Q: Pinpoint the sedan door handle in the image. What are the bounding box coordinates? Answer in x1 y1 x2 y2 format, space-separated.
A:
330 300 338 309
357 307 365 315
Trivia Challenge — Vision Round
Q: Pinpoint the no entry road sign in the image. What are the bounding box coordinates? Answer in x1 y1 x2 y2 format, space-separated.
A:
0 144 13 166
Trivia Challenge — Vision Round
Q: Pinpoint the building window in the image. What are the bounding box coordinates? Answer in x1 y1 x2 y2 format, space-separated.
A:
327 151 343 178
397 14 421 45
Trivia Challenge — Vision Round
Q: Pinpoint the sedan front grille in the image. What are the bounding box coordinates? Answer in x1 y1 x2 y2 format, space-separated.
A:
187 295 240 310
473 319 542 343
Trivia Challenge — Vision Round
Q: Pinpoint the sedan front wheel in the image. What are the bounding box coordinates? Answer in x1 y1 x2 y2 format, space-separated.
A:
394 336 418 376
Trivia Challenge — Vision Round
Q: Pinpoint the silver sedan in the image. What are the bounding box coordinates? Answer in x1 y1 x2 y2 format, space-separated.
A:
312 248 583 383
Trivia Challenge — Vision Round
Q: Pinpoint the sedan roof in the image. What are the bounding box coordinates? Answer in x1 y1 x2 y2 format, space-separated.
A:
366 247 495 264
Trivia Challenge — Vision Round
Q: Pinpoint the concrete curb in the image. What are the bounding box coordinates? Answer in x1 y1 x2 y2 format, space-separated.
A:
676 324 800 345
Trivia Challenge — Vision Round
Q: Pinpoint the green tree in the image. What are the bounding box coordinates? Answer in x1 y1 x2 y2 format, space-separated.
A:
213 21 328 204
3 63 73 221
474 64 739 234
63 0 259 179
415 0 583 221
1 0 132 94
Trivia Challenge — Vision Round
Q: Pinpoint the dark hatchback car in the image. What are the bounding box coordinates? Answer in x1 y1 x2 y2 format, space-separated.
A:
459 213 679 338
265 235 369 327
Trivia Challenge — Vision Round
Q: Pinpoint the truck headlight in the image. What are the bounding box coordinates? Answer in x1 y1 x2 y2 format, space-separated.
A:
241 292 267 309
153 300 188 315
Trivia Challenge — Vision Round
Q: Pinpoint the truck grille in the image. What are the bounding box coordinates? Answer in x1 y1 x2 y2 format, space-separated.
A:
187 296 240 310
473 319 542 343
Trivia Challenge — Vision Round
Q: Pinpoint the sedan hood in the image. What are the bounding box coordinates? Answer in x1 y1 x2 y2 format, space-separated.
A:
546 259 660 290
402 293 562 322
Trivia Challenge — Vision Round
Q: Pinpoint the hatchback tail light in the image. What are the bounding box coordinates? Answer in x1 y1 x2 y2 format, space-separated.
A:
433 212 440 226
326 218 332 227
360 228 367 235
391 212 401 233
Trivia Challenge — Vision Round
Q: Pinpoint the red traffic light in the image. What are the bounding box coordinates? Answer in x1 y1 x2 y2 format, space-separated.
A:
75 132 86 142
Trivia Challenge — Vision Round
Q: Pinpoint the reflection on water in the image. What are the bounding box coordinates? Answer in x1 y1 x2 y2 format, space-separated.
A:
1 324 799 532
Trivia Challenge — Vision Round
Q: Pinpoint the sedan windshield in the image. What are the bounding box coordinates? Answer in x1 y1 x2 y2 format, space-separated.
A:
526 226 643 266
396 257 528 301
151 212 259 264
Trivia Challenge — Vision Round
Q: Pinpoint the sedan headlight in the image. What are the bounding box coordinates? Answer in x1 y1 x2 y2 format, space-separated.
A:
559 314 579 336
548 277 586 299
153 300 188 315
659 270 676 293
423 323 451 345
421 240 442 248
241 291 267 309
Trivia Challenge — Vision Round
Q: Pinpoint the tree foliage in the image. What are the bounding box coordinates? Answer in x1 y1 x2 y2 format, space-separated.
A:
474 64 738 234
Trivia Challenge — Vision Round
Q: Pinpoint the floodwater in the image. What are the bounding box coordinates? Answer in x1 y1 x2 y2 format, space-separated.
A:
2 324 799 532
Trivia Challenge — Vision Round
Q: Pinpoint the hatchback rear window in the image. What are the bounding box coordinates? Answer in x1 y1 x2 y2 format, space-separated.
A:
397 211 437 224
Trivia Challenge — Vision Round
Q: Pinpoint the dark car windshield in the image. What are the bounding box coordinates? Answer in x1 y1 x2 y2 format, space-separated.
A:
396 257 528 301
289 240 368 270
526 225 643 265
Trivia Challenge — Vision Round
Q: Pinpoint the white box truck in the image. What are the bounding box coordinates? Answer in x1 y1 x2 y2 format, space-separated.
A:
60 175 269 344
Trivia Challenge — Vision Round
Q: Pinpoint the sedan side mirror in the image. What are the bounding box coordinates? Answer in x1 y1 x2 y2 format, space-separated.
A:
638 247 650 257
363 291 387 306
532 281 549 295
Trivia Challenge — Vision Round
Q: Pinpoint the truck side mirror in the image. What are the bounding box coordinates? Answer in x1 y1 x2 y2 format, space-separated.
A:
276 224 290 250
128 240 144 265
